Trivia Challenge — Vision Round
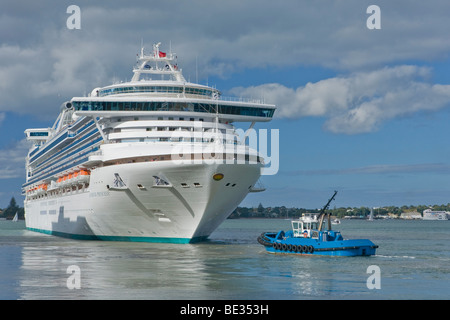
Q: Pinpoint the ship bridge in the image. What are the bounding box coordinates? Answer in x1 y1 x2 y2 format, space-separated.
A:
70 43 275 123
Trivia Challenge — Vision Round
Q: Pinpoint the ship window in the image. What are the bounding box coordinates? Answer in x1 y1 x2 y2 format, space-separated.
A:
29 132 49 137
71 100 275 118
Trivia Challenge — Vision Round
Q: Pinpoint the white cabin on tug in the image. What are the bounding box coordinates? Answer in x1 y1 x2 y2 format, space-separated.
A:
292 213 319 238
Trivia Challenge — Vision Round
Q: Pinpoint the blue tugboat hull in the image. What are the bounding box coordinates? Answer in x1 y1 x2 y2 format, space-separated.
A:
258 192 378 257
258 232 378 257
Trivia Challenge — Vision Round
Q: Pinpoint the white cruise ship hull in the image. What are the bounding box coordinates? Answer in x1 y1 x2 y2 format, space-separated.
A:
23 42 276 244
25 161 261 243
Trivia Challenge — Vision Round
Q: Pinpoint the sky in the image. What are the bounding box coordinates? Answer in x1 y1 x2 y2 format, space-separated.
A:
1 0 450 209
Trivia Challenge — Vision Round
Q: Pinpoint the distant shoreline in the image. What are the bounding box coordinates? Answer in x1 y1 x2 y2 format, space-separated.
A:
229 203 450 220
227 216 432 220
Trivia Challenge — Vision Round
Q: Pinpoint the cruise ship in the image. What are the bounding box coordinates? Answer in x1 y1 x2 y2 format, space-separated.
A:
23 43 275 243
422 209 449 220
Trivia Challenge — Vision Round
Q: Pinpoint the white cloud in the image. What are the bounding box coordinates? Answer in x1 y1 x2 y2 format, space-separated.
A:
287 163 450 176
1 0 450 122
232 65 450 134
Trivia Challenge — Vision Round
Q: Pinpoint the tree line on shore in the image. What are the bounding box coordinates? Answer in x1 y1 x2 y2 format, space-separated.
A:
2 196 449 221
0 197 25 220
229 202 450 219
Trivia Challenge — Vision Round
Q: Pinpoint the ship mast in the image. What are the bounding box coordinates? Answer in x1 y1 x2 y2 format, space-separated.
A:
132 42 185 82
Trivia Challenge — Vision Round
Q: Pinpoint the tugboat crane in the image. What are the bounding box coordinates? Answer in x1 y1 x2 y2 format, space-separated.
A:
317 190 338 232
257 190 378 256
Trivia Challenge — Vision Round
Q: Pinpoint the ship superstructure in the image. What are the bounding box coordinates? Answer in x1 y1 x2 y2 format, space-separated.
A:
23 43 275 243
422 209 449 220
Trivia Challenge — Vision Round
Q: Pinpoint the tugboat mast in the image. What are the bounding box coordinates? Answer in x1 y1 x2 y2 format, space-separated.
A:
317 190 338 232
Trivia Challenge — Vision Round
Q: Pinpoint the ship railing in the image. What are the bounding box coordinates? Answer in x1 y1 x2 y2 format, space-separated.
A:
219 96 266 104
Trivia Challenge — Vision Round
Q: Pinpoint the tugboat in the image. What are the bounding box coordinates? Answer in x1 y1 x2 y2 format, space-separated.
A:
257 191 378 256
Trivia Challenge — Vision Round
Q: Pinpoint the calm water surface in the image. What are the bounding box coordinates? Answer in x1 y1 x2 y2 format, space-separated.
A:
0 219 449 300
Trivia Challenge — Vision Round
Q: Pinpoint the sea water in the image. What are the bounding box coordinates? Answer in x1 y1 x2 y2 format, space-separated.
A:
0 219 449 300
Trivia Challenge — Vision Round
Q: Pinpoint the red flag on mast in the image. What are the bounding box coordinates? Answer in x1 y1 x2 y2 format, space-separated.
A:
159 51 166 58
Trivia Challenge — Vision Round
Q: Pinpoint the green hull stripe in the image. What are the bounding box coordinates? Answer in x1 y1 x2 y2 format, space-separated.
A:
26 227 206 244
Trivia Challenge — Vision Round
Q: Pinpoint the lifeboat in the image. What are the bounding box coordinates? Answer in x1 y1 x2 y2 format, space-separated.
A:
73 171 79 182
55 176 63 188
62 175 69 186
78 169 90 183
27 186 37 195
36 184 45 195
52 170 91 190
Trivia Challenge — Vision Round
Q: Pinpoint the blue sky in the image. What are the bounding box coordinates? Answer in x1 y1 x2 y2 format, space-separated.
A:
1 0 450 209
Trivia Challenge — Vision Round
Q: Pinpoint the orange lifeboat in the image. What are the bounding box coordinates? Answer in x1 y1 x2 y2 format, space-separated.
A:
36 184 44 195
78 169 90 183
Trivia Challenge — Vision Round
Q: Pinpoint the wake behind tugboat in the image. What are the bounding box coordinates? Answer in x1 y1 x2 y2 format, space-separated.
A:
257 191 378 257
